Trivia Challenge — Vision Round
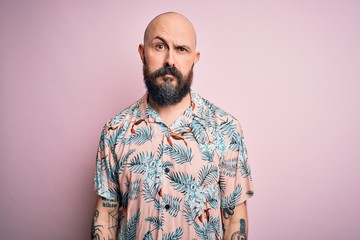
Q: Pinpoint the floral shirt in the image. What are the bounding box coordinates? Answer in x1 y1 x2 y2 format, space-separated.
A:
94 90 254 240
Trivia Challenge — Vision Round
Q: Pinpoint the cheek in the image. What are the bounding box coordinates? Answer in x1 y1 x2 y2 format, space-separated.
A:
145 51 164 67
179 59 195 74
145 54 165 72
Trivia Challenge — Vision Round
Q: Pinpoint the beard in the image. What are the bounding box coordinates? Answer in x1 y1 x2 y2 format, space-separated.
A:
143 61 194 106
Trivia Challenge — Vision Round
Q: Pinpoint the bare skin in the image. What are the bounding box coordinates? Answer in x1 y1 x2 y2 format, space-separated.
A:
93 12 249 239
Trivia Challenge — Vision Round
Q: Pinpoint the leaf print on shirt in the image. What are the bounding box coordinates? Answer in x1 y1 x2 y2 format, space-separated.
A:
116 149 135 175
129 151 163 194
105 127 121 148
107 188 119 198
193 216 222 240
126 179 141 200
98 128 106 152
221 158 238 177
183 200 198 224
168 170 217 225
211 128 227 158
97 154 110 173
219 173 226 194
119 189 128 208
166 171 196 193
163 144 194 164
190 119 208 144
186 183 215 222
239 157 251 178
219 118 237 139
123 126 153 146
128 151 156 174
199 144 215 163
120 209 140 240
107 165 118 184
182 106 193 118
162 194 182 217
95 154 119 200
194 222 213 240
105 116 131 147
190 119 219 162
209 216 221 239
173 119 192 132
229 131 246 153
206 193 219 210
221 184 242 210
145 216 163 230
198 165 219 187
162 227 183 240
142 180 161 210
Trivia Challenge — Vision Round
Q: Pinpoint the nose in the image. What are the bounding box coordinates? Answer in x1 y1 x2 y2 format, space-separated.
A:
165 49 175 67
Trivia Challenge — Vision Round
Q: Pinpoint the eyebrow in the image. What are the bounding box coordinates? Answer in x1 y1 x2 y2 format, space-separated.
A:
153 35 191 51
153 36 169 49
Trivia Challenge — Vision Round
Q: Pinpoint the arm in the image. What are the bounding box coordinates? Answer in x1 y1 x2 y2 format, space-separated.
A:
222 201 248 240
91 196 119 240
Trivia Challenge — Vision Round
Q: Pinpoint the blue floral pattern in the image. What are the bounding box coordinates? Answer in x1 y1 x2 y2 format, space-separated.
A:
94 89 254 239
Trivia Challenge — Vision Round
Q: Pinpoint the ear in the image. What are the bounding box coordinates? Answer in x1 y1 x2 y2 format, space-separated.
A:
194 51 200 64
138 44 145 64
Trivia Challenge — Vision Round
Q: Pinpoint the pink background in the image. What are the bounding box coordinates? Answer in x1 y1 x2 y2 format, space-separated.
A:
1 1 359 239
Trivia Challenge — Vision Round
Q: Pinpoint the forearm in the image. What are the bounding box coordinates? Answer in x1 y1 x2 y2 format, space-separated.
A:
91 197 119 240
222 201 248 240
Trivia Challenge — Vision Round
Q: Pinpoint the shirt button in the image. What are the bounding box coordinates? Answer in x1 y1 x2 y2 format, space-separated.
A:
165 132 170 138
164 167 170 173
165 204 170 210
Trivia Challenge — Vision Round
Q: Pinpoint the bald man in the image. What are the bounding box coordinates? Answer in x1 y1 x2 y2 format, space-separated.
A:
92 12 254 240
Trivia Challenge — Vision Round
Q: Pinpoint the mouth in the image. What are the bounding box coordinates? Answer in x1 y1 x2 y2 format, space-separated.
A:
162 74 176 82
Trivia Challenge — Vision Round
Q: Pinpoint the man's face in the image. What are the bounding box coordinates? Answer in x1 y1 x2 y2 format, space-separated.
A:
139 13 200 106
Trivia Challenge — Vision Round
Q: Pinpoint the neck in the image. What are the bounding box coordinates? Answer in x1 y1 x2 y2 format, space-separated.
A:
148 93 191 127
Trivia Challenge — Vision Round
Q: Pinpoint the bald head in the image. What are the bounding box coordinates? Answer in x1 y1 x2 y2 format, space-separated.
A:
143 12 197 49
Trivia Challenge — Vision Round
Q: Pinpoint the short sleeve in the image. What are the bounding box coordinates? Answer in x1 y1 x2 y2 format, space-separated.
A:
93 123 119 201
219 120 254 209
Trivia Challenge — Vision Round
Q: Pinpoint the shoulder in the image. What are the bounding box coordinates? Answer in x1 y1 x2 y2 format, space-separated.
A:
102 96 145 136
194 91 243 134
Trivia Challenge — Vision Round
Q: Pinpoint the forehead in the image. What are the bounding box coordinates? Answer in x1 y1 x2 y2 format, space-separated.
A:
145 14 197 47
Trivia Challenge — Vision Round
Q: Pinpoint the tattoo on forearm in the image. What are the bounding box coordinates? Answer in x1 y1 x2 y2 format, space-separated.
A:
240 219 246 236
101 198 118 208
92 198 120 240
222 206 235 219
230 218 247 240
91 210 103 240
107 208 119 234
100 199 119 234
102 201 118 208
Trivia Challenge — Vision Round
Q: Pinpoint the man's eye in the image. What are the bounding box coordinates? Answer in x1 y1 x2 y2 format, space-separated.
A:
179 47 187 52
155 44 165 50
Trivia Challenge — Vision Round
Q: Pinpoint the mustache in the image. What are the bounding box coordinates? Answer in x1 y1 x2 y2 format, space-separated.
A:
148 65 183 81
